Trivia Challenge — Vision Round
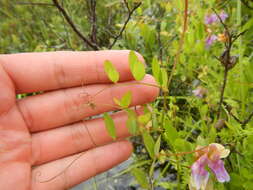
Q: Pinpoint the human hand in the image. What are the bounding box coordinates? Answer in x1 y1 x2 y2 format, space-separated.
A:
0 50 158 190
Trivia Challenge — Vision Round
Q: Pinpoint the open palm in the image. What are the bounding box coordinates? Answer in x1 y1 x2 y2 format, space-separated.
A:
0 50 158 190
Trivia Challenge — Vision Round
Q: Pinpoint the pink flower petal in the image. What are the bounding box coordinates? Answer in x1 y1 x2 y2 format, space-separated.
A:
191 155 209 190
219 12 228 22
208 159 230 182
205 35 217 48
205 14 218 25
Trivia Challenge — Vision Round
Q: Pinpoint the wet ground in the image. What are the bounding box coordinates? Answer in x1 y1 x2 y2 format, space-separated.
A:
71 157 173 190
71 158 137 190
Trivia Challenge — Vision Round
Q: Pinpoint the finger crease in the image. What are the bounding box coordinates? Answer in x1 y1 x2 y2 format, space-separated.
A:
17 101 34 131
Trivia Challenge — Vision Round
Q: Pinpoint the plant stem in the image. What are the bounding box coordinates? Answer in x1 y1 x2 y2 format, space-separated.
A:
108 1 141 49
52 0 99 50
176 156 181 190
237 0 245 117
167 0 188 94
218 68 228 119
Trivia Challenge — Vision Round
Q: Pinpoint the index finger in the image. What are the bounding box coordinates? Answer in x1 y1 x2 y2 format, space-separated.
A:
0 50 144 93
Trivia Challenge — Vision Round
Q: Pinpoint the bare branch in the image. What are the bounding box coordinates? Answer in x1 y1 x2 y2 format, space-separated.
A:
52 0 99 50
89 0 98 44
218 69 229 119
108 1 141 49
242 111 253 126
123 0 131 12
232 30 248 43
224 103 253 127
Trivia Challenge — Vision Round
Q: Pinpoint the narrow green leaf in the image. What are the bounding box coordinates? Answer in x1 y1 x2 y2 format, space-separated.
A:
152 111 159 130
154 135 161 156
142 131 155 159
129 51 146 81
103 112 116 140
126 109 138 135
104 60 119 83
161 68 168 90
131 168 149 189
151 56 162 85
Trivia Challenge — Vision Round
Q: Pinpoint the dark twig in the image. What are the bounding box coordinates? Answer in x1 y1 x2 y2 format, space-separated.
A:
218 69 229 119
156 4 165 62
108 0 141 49
124 0 131 12
52 0 99 50
224 103 253 126
243 111 253 126
224 103 243 124
89 0 98 44
232 30 248 44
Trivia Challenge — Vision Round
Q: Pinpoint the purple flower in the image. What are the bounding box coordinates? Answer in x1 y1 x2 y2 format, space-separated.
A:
192 86 207 98
219 11 228 22
205 34 217 48
189 144 230 190
191 155 210 189
205 11 228 25
208 159 230 183
205 14 218 25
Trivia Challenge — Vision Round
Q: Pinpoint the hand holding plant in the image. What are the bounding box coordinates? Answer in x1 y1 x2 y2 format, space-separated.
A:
0 50 158 190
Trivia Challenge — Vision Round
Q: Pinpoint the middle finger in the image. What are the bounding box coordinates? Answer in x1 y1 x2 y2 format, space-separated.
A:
18 75 158 132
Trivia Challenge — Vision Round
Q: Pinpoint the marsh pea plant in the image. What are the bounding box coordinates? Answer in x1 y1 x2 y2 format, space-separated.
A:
99 4 253 190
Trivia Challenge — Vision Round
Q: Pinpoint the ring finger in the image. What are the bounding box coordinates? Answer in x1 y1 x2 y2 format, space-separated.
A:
31 108 141 165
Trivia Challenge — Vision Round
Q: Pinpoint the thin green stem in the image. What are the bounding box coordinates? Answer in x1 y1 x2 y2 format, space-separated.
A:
176 156 181 190
167 0 188 94
237 0 245 117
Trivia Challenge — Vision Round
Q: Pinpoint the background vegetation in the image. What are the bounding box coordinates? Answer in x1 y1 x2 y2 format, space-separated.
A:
1 0 253 189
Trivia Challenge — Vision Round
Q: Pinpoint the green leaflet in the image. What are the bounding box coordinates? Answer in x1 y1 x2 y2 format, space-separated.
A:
103 112 116 140
113 91 132 109
129 51 146 81
104 60 119 83
138 112 151 125
154 135 161 156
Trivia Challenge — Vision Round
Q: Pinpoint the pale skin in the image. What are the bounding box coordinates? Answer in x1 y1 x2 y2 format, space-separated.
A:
0 50 159 190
